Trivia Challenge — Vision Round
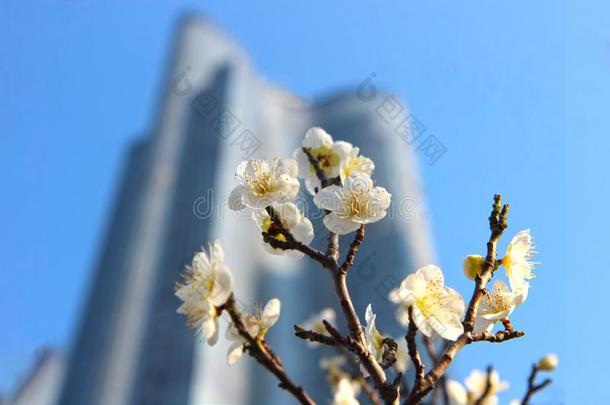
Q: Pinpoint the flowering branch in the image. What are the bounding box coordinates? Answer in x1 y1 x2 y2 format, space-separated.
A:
177 127 550 405
404 195 523 405
220 295 315 405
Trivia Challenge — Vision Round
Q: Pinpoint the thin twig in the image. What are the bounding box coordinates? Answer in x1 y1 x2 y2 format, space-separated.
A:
521 364 552 405
294 325 338 346
340 225 365 273
422 336 449 405
221 295 315 405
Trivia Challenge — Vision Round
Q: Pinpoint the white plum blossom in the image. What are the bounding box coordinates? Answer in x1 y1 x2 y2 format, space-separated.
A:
252 202 314 259
320 356 353 389
229 157 299 210
389 265 465 341
474 280 528 333
314 173 391 235
175 240 233 345
332 378 361 405
300 308 336 347
293 127 374 194
226 298 281 365
338 147 375 184
502 229 537 293
446 369 508 405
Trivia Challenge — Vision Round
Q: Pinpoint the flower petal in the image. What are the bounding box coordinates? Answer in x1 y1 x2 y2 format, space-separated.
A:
262 298 281 327
303 127 333 148
323 213 360 235
313 186 343 211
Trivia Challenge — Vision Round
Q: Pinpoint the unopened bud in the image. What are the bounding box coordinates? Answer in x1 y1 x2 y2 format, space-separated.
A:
537 353 559 371
463 255 485 280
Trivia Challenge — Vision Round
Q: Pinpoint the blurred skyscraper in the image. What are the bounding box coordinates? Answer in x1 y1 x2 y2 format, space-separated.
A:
57 15 435 405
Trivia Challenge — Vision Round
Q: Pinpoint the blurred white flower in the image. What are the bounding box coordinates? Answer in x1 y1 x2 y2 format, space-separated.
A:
300 308 336 347
474 280 527 333
175 240 233 345
293 127 374 194
394 339 410 373
332 378 361 405
226 298 281 365
537 353 559 371
320 356 350 388
502 229 537 293
389 265 465 341
252 202 314 259
364 304 386 363
314 174 391 235
446 369 508 405
229 157 299 210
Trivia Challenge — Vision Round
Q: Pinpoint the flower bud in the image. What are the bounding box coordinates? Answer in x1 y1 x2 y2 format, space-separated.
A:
463 255 485 280
537 353 559 371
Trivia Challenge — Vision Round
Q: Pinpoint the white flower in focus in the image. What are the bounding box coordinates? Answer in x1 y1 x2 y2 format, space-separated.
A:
538 353 559 371
338 147 374 184
301 308 336 347
446 369 508 405
474 280 527 333
389 265 465 341
364 304 386 363
226 298 281 365
229 157 299 210
502 229 537 293
252 202 314 259
333 378 361 405
314 174 391 235
175 240 233 345
293 127 374 194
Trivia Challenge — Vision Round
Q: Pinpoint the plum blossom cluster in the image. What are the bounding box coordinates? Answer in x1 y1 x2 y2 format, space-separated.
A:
174 127 556 405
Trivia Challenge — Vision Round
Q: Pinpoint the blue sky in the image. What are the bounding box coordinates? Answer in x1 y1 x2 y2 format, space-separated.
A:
0 0 606 403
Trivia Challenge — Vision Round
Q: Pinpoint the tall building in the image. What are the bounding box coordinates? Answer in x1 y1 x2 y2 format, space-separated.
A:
57 15 435 405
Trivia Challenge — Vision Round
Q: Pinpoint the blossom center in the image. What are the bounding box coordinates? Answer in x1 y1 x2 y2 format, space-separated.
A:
346 190 369 218
309 144 340 176
244 160 278 196
261 216 287 242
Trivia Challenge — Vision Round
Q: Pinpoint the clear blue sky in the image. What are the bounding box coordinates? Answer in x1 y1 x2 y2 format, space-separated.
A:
0 0 606 403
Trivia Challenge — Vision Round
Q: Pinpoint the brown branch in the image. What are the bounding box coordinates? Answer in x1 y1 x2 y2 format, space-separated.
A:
221 295 315 405
521 364 552 405
290 150 396 403
404 195 517 405
473 366 493 405
379 337 398 369
340 225 365 273
422 336 449 405
406 307 425 391
294 325 338 346
359 376 383 405
263 206 334 268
